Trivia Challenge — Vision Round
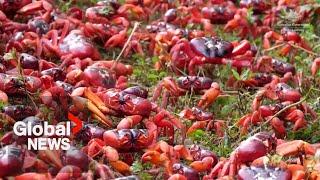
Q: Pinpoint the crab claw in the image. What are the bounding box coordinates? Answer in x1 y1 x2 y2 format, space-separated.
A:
117 115 143 130
38 150 63 169
154 110 185 129
187 121 208 135
109 160 131 174
142 150 173 175
83 88 110 113
232 40 251 56
174 145 193 161
72 96 113 127
276 140 316 157
287 164 306 180
198 82 221 109
311 57 320 76
15 173 52 180
151 140 171 153
86 139 119 162
269 117 286 137
190 157 215 172
224 19 239 32
263 31 283 49
18 1 47 14
142 151 162 164
0 90 8 103
284 109 307 131
179 107 214 121
18 0 53 21
256 56 273 72
168 174 187 180
162 77 180 96
237 114 252 134
56 165 83 180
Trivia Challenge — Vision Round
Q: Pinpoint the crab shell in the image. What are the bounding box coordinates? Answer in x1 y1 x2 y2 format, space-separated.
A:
202 4 236 24
82 66 116 89
0 145 23 177
172 163 200 180
59 30 101 60
239 0 271 13
238 166 291 180
177 76 213 91
190 37 234 59
100 90 152 117
103 129 154 152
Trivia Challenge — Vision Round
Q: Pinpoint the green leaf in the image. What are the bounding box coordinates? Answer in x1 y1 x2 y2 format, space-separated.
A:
159 71 167 78
246 8 254 24
3 49 17 61
60 0 72 12
139 173 153 180
189 129 205 139
147 74 158 81
231 69 241 80
133 69 142 77
221 105 232 116
99 6 114 16
118 0 126 5
132 161 143 173
151 56 159 63
0 101 7 110
240 69 251 80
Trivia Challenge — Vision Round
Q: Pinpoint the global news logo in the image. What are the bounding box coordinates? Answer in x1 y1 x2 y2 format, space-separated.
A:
13 112 82 150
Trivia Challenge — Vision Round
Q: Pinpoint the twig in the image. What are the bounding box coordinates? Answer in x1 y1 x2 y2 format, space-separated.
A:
253 42 262 64
289 43 319 56
16 52 38 109
111 22 140 70
222 90 240 95
262 42 318 56
262 43 285 53
314 43 320 50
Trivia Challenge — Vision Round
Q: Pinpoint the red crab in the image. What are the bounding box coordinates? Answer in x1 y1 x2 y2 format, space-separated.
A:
204 132 277 179
48 29 101 60
238 165 292 180
252 81 302 111
189 145 219 173
263 27 312 56
141 141 194 175
17 0 53 22
72 86 185 144
239 0 272 13
311 57 320 76
170 37 255 75
255 56 296 75
85 1 120 24
179 106 225 137
201 1 237 24
0 73 42 95
153 76 221 109
238 101 315 136
224 8 271 38
0 0 32 16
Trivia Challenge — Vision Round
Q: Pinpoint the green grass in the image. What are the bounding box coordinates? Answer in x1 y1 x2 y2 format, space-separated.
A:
9 1 319 179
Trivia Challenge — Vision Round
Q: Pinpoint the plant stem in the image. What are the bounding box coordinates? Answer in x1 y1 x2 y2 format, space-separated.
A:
251 87 314 134
289 43 318 56
262 43 285 53
17 52 38 109
112 22 140 70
